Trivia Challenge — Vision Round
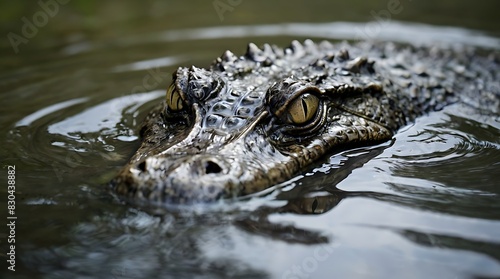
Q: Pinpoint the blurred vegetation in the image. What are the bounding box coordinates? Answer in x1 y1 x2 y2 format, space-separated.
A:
2 0 499 31
0 0 499 53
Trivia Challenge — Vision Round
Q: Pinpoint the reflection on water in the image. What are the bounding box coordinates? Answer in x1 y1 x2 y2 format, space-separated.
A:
1 4 500 278
46 91 163 142
122 22 500 49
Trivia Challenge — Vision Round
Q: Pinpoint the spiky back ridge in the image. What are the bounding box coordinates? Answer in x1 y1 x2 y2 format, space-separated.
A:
209 40 449 127
237 39 496 113
211 39 362 74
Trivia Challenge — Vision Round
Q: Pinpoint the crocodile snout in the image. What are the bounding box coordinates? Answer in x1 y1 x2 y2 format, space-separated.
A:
114 154 244 203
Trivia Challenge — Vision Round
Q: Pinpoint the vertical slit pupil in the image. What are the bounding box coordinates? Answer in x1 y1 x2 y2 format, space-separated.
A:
301 97 308 118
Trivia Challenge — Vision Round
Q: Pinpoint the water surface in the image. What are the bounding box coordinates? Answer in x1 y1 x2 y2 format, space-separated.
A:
1 1 500 278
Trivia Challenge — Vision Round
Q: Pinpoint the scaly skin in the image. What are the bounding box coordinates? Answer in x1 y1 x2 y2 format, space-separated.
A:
110 40 499 204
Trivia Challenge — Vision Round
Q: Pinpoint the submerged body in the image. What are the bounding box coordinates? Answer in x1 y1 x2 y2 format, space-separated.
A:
111 40 499 204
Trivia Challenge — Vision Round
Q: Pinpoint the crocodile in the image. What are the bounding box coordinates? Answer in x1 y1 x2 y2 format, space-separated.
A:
110 40 499 204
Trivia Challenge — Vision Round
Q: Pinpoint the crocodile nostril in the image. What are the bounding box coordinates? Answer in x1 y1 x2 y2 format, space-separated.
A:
204 160 222 174
137 161 147 172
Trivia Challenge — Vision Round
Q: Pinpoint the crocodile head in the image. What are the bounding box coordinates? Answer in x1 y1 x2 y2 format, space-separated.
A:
111 40 411 204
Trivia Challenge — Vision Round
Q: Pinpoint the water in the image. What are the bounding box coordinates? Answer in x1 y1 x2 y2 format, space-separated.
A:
1 1 500 278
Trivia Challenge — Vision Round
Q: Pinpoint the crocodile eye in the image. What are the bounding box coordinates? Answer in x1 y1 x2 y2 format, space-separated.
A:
285 93 319 125
166 84 186 111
